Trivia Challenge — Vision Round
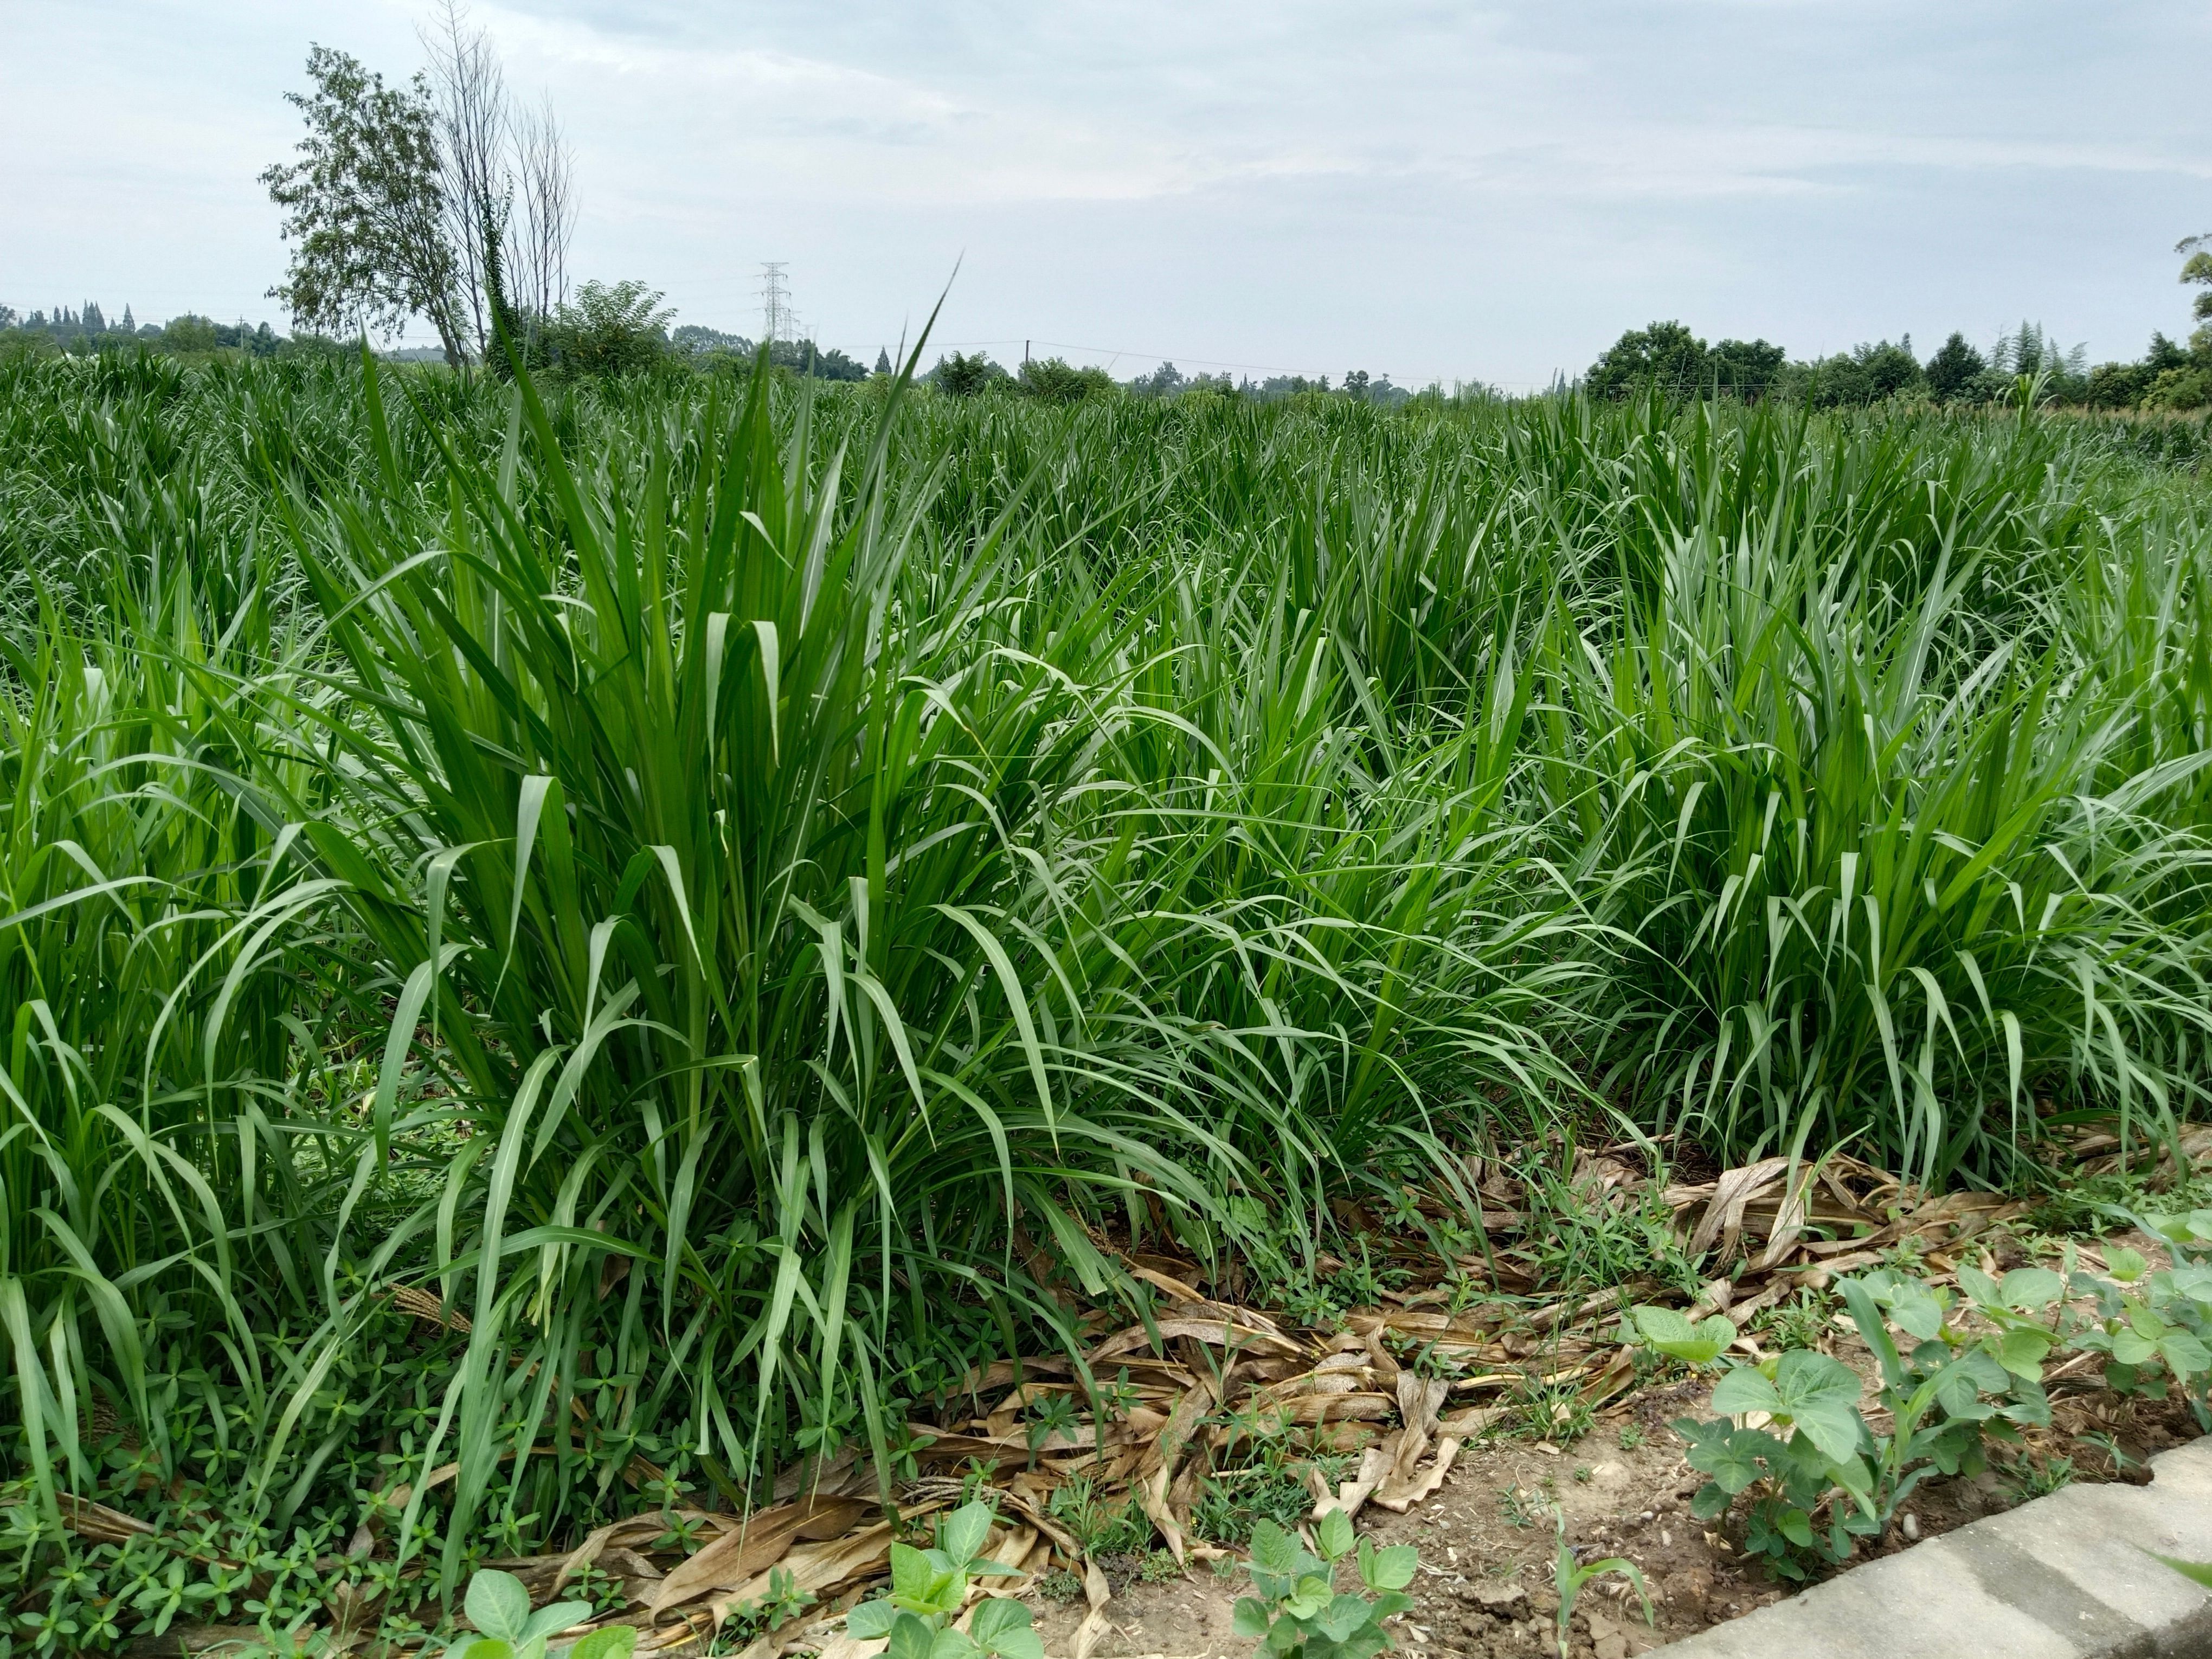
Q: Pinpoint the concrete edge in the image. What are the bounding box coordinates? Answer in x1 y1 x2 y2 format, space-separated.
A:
1655 1438 2212 1657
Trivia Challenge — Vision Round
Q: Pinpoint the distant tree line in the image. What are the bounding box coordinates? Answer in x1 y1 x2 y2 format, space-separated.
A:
0 304 298 358
919 353 1420 406
1585 237 2212 412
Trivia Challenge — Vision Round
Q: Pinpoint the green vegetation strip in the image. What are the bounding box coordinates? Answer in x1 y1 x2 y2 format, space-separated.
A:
3 351 2212 1649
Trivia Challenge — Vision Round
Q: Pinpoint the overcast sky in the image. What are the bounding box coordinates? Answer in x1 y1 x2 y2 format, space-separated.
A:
4 0 2207 388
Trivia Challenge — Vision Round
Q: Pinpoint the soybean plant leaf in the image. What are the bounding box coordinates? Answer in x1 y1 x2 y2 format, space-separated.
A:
2162 1332 2211 1378
1284 1576 1333 1619
466 1571 533 1644
1316 1508 1353 1561
1956 1264 2002 1308
567 1629 638 1659
1691 1481 1732 1521
928 1628 982 1659
2171 1266 2212 1305
1710 1366 1782 1419
522 1602 591 1644
2113 1327 2159 1367
1365 1544 1418 1592
1960 1349 2011 1393
1686 1427 1775 1496
1233 1599 1274 1641
846 1602 899 1640
1632 1306 1733 1364
1999 1268 2062 1311
886 1616 937 1659
2107 1247 2147 1284
1771 1351 1865 1464
972 1599 1042 1659
940 1502 995 1568
890 1543 934 1603
1934 1362 1983 1418
1250 1522 1301 1577
459 1643 513 1659
1320 1594 1375 1643
1779 1509 1815 1547
1888 1281 1947 1342
1996 1327 2055 1381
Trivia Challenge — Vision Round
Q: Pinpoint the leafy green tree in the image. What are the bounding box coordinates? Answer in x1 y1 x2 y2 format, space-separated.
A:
1925 332 1986 403
874 347 892 375
545 279 673 375
262 46 468 366
1793 339 1925 408
1018 356 1115 403
161 315 220 354
1586 321 1708 398
2181 232 2212 325
672 324 753 356
935 351 1005 396
1709 338 1785 398
768 340 867 381
1129 360 1186 397
2087 361 2152 408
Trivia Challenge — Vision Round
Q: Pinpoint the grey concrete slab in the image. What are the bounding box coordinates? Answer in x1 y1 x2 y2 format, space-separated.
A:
1659 1439 2212 1657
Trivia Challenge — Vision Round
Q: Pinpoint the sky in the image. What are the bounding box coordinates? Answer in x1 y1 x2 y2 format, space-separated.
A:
3 1 2208 390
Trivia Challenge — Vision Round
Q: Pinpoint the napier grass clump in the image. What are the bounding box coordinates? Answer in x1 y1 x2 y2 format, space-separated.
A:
2 348 2211 1642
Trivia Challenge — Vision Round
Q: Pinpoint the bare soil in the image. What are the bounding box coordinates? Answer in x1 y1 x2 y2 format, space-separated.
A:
1024 1353 2200 1659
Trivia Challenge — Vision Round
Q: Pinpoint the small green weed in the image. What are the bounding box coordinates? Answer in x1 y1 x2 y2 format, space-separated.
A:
1752 1290 1837 1353
1037 1568 1086 1604
1497 1484 1547 1529
2003 1453 2075 1501
1549 1510 1652 1659
1047 1477 1150 1557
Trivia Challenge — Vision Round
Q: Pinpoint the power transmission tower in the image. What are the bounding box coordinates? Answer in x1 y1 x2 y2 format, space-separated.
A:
757 262 792 345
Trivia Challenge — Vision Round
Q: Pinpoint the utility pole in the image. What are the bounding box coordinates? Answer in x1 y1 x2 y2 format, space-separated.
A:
757 262 790 345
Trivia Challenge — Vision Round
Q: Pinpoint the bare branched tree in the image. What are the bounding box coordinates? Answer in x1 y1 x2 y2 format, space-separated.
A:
419 1 576 360
511 94 576 324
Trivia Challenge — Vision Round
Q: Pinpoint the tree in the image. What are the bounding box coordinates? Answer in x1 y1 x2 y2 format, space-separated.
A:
1708 338 1785 398
545 280 673 376
767 340 867 381
2182 232 2212 325
1924 332 1986 403
935 352 1004 396
874 348 892 375
162 315 220 353
420 1 575 358
262 46 467 365
672 324 753 357
1586 321 1708 398
1343 368 1372 398
1129 361 1186 397
1018 356 1115 404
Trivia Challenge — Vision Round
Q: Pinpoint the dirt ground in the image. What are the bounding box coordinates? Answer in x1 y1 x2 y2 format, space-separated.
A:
1022 1349 2201 1659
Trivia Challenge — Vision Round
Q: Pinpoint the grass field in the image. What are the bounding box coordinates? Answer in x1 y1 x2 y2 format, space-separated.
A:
3 350 2210 1637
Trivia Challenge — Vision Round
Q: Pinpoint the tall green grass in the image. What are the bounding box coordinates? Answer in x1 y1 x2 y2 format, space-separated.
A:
2 352 2209 1580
